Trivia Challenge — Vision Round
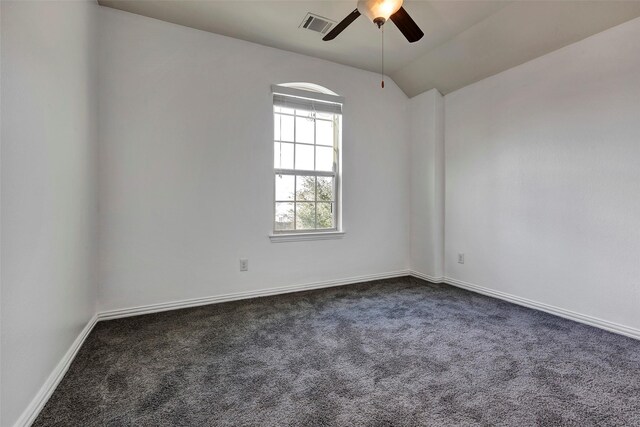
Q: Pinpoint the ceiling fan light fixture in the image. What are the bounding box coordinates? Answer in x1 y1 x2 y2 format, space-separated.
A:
357 0 403 24
323 0 422 44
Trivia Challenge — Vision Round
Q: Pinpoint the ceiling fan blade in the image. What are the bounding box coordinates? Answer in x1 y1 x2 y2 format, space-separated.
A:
323 9 361 41
390 7 424 43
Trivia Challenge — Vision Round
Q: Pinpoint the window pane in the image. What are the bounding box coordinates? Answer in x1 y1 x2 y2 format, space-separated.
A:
316 146 334 172
296 176 315 201
296 116 314 144
316 119 333 146
317 177 334 202
275 202 294 231
275 175 294 201
280 114 294 142
296 202 316 229
274 114 281 141
317 203 334 229
295 144 314 170
274 142 294 169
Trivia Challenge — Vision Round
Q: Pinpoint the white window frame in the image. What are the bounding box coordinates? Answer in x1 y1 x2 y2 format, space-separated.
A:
270 84 345 242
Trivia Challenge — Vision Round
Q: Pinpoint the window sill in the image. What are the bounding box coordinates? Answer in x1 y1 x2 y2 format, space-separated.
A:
269 231 345 243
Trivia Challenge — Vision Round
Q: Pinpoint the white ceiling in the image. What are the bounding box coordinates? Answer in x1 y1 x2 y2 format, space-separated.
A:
98 1 640 97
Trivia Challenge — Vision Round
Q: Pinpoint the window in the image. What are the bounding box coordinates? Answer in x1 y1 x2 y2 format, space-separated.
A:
271 84 343 236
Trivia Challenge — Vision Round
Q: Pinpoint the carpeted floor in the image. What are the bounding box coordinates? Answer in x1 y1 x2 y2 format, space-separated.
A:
35 277 640 426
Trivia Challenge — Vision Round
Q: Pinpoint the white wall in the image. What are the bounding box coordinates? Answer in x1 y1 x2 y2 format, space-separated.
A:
409 89 445 279
97 8 410 312
0 1 98 426
445 17 640 330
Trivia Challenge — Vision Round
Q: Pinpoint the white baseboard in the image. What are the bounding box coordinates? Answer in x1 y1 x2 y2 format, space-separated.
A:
14 314 99 427
441 276 640 341
97 270 411 321
408 270 640 340
408 270 445 284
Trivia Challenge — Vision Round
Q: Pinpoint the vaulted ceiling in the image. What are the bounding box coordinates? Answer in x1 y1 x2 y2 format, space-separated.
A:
98 1 640 97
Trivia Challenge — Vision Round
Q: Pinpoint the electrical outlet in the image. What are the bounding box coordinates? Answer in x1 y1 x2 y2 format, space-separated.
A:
458 253 465 264
239 258 248 272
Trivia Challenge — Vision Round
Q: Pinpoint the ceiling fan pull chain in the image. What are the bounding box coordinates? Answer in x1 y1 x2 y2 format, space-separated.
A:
381 24 385 89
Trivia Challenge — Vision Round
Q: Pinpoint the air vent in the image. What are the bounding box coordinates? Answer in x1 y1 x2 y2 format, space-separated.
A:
299 13 335 35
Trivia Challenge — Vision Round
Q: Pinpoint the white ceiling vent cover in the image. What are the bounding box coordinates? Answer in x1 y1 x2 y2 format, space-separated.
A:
299 13 335 35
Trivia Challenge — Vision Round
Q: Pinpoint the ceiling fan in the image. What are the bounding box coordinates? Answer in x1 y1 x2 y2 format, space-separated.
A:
323 0 424 43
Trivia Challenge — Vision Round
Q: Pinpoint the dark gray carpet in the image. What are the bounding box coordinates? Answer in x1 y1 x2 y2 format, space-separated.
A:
35 277 640 426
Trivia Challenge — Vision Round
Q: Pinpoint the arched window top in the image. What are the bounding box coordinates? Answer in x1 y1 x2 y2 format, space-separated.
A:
278 82 339 97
